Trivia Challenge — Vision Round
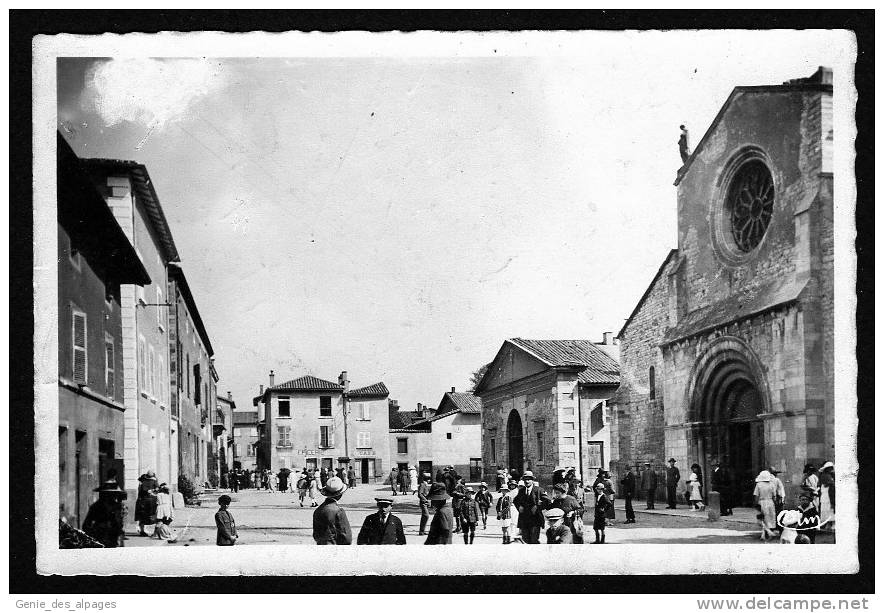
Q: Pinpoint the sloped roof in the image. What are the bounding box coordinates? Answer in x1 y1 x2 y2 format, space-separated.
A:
169 263 214 356
349 382 389 398
661 277 807 346
508 338 620 385
434 392 482 417
80 157 180 263
271 375 343 392
617 249 679 340
674 67 833 187
389 405 431 433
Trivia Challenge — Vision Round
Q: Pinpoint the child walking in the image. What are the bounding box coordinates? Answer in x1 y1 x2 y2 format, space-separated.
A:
475 483 493 530
496 485 513 544
687 472 705 511
459 487 480 544
215 494 238 546
592 483 612 544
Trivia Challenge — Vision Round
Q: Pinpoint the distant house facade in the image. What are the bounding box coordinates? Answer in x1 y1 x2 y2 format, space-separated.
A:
253 371 390 483
476 338 620 486
57 134 151 527
388 402 434 477
427 390 484 481
215 392 236 481
232 409 260 472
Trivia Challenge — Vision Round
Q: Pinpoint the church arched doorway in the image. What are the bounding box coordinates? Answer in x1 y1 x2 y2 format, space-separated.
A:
507 409 524 474
687 337 769 507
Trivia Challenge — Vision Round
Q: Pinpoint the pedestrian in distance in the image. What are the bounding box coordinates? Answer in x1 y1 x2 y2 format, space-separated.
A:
592 482 612 544
603 471 616 525
215 494 238 546
408 465 418 494
399 467 410 496
308 471 321 506
297 470 309 507
357 497 406 545
319 466 329 488
347 466 357 489
82 479 127 548
690 463 704 502
475 482 493 530
711 459 732 516
496 484 514 544
389 467 399 495
641 461 658 509
753 470 778 541
665 458 680 509
312 477 352 545
621 465 636 523
544 507 573 544
424 483 454 545
229 469 239 493
513 471 550 544
277 469 288 494
417 473 432 535
769 467 786 516
451 479 466 534
459 487 480 544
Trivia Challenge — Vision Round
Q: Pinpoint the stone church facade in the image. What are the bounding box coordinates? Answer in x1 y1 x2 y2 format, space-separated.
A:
610 67 834 506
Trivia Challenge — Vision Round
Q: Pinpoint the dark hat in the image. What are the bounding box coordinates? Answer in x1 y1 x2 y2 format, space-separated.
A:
768 466 781 474
218 494 232 506
668 458 677 463
427 483 450 501
553 482 568 493
93 479 126 496
522 470 535 480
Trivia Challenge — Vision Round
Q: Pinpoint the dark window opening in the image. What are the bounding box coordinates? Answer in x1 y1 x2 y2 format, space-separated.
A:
319 396 332 417
649 365 656 400
278 397 290 417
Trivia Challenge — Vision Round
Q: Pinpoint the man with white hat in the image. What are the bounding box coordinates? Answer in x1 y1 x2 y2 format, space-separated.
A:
513 470 549 544
312 476 352 545
357 497 406 545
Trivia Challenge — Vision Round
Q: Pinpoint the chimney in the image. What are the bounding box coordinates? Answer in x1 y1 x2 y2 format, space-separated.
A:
602 332 613 345
259 384 264 395
269 370 275 387
338 371 349 393
451 387 456 393
417 403 423 411
227 391 232 401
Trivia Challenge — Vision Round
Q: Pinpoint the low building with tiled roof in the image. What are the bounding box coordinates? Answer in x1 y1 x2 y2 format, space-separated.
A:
475 337 621 486
252 369 391 483
426 389 484 481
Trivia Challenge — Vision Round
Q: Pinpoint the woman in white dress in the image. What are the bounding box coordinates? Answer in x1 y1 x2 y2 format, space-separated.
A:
687 472 705 511
308 471 321 507
153 483 174 540
409 466 419 494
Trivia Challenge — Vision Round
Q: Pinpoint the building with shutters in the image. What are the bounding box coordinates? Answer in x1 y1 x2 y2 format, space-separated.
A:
252 371 391 483
57 134 151 528
475 337 620 487
609 68 835 507
81 154 180 504
168 264 219 488
388 402 434 477
215 392 236 484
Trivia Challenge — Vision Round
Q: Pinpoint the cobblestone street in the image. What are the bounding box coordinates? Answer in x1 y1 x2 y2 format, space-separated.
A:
123 483 831 547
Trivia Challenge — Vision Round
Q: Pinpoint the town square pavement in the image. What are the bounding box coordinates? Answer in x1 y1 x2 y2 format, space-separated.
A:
123 482 833 547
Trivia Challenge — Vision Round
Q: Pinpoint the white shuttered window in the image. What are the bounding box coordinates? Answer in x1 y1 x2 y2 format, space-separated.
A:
72 310 87 383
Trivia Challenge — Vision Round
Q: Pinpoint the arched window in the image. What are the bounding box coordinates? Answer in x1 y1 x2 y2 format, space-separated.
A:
649 366 656 400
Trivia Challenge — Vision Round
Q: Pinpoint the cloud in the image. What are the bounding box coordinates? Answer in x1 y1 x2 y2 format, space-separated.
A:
82 58 226 131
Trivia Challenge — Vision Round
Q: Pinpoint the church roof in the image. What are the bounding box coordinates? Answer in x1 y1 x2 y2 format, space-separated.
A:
661 277 807 346
674 67 832 187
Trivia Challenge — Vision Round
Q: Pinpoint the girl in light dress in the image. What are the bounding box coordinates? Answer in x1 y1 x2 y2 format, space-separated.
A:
687 472 705 511
153 483 174 540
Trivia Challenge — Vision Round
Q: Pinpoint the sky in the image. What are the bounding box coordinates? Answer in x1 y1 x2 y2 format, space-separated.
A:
55 30 851 414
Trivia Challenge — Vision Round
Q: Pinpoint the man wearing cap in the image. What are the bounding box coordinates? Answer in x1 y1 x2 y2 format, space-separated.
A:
513 471 549 544
620 465 636 523
458 487 480 544
475 483 493 530
640 462 658 510
417 473 432 535
357 497 406 545
82 480 127 548
424 483 454 545
665 458 681 509
544 507 573 544
215 494 238 546
312 477 353 545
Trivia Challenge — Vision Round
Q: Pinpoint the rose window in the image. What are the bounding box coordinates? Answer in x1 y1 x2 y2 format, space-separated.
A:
726 160 774 252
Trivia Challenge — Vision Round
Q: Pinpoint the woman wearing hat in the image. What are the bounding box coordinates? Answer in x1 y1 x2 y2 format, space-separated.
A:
82 480 127 548
424 483 454 545
753 470 778 541
408 465 419 495
312 477 352 545
135 470 158 536
592 482 612 544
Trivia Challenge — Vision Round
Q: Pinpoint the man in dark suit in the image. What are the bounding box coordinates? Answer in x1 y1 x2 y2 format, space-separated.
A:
357 497 406 545
665 458 681 509
641 461 658 509
711 458 732 516
424 483 454 545
513 471 550 544
312 477 352 545
620 465 636 523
